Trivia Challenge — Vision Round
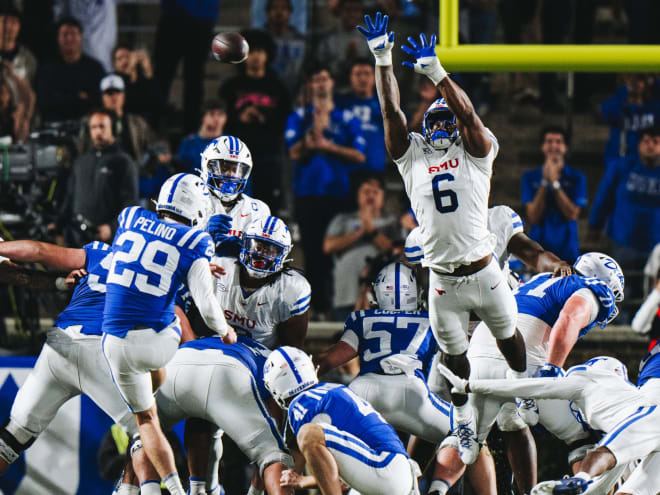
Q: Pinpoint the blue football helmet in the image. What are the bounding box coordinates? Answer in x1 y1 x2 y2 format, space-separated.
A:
239 216 292 279
200 135 253 202
422 98 459 150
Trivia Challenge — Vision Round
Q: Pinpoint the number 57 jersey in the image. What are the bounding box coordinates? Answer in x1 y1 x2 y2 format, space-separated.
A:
394 131 499 273
103 206 215 337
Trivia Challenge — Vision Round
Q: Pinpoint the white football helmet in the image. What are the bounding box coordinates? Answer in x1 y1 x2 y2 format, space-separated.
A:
156 173 211 229
422 98 459 150
580 356 629 381
200 135 253 202
263 346 318 408
239 216 292 279
373 262 418 311
573 252 625 302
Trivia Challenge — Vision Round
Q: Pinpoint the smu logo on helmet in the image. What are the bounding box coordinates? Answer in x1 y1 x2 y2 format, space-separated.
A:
429 159 459 174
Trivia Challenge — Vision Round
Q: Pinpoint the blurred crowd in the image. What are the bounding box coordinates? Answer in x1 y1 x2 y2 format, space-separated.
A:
0 0 658 323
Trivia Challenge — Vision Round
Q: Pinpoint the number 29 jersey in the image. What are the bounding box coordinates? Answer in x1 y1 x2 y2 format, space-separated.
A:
340 309 437 379
103 206 215 337
394 132 499 273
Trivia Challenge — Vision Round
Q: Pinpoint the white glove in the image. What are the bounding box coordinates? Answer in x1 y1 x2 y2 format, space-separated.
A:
356 12 395 66
436 361 468 394
401 33 448 86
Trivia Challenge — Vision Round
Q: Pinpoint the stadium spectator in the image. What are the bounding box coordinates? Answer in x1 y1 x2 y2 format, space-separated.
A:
177 100 227 174
219 29 291 213
137 139 174 207
522 127 587 263
98 73 155 162
0 63 34 141
154 0 217 133
316 0 371 88
589 125 660 274
263 0 306 96
112 44 161 128
286 63 366 317
601 74 660 166
54 0 117 72
252 0 307 35
323 174 402 321
56 109 138 247
36 16 105 123
336 58 387 173
0 3 37 83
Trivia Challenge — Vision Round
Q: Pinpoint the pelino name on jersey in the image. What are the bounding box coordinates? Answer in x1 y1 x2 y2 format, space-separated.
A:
428 158 459 173
133 216 177 240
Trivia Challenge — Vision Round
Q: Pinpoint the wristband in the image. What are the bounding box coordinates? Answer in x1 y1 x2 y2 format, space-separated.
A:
426 63 448 86
552 180 561 191
374 51 392 66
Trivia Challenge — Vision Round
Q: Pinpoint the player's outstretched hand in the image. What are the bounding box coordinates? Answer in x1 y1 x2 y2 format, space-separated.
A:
280 470 305 489
356 12 394 66
436 361 468 394
552 262 574 278
209 263 226 278
206 214 233 243
401 33 447 86
222 326 237 345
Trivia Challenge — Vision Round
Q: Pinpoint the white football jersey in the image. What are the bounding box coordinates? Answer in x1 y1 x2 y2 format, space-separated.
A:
212 259 311 349
210 194 271 239
394 132 499 273
405 205 523 276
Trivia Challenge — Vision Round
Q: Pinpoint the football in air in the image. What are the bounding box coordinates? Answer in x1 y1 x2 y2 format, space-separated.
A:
212 32 249 64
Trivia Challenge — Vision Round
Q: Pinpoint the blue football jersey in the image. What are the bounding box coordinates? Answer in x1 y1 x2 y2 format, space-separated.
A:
181 335 271 399
54 241 113 335
342 309 436 378
288 382 407 456
638 341 660 387
515 273 616 336
103 206 215 337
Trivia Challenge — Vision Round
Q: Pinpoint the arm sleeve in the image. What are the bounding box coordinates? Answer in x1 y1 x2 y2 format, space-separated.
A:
469 376 583 401
632 289 660 335
588 161 619 229
187 258 228 337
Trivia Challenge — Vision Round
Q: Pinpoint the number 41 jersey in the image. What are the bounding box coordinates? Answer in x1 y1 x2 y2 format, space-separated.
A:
394 131 499 273
103 206 215 337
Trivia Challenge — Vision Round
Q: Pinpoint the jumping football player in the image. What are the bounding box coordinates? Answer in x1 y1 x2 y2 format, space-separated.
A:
358 12 527 464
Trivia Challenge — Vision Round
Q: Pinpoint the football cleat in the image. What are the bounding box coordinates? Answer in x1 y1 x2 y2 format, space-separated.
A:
516 397 540 426
451 406 480 465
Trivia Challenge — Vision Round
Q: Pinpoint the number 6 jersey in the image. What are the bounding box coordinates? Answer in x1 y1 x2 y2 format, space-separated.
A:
103 206 217 337
394 131 499 273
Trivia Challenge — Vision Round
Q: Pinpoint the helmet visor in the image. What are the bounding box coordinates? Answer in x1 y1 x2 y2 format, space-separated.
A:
207 159 251 179
427 111 457 135
245 237 285 271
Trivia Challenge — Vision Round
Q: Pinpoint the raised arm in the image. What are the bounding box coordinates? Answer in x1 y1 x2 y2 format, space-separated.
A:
0 240 86 271
357 13 410 160
507 232 573 277
401 34 491 157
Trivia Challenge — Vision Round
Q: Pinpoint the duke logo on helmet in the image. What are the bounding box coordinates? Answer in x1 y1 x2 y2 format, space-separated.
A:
200 135 253 202
423 98 459 150
573 252 625 302
239 216 292 279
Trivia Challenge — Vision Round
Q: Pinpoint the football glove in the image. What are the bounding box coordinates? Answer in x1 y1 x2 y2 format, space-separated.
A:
207 214 233 244
535 363 564 378
356 12 395 66
215 235 242 258
436 361 468 394
401 33 448 86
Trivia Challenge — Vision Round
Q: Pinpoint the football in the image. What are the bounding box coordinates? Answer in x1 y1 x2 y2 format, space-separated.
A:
212 32 249 64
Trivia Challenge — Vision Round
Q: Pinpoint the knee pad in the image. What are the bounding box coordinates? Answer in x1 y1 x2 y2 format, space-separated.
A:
129 434 143 459
0 420 35 464
259 451 294 476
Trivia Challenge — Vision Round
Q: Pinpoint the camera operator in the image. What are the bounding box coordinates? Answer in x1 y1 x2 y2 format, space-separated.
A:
53 108 138 247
